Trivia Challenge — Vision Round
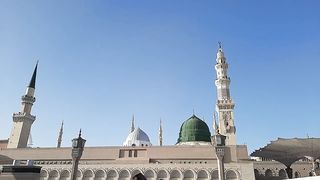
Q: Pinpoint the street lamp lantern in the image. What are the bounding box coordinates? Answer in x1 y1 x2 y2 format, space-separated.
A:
214 133 226 147
72 130 86 149
71 129 86 180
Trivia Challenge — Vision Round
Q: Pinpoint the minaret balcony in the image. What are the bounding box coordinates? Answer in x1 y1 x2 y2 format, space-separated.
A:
216 100 235 109
215 63 228 69
21 95 36 104
215 78 230 86
13 112 36 122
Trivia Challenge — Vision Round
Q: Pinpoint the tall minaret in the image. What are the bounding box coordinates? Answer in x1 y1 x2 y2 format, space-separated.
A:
158 119 163 146
7 63 38 148
131 115 135 133
57 121 64 148
214 43 237 145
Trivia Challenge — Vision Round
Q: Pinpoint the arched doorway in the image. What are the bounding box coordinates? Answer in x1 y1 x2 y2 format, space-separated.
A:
132 173 146 180
265 169 273 177
278 169 287 178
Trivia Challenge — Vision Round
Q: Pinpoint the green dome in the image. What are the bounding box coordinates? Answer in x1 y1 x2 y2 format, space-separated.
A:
177 115 211 144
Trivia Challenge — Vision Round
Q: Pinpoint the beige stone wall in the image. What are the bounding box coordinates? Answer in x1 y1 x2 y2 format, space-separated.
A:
0 145 250 163
0 145 255 180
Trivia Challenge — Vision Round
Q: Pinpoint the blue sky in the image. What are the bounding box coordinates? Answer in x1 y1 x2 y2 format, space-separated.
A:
0 1 319 152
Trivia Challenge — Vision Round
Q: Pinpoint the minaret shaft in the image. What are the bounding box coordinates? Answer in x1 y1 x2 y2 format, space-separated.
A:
57 121 64 148
159 119 163 146
131 115 135 133
214 46 237 145
7 63 38 148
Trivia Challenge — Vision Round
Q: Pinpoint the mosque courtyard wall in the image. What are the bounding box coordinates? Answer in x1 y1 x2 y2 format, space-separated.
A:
0 145 255 180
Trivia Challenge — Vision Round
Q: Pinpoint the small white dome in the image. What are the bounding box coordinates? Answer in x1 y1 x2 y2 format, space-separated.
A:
123 127 152 147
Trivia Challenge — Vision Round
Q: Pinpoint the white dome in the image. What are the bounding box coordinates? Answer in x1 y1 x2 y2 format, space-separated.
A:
123 127 152 147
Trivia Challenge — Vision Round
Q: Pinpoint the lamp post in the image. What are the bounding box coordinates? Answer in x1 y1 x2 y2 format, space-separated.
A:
70 129 86 180
213 133 226 180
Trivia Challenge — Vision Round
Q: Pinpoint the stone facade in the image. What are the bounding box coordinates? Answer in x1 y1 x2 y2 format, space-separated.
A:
0 145 255 180
254 160 313 179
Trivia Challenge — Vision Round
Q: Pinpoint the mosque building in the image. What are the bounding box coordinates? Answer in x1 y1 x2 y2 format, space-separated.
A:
0 45 315 180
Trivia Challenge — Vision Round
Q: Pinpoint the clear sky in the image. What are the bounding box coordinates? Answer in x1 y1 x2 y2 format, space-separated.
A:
0 1 319 152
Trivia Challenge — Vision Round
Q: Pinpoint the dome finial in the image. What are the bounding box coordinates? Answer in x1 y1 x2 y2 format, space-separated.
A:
78 129 82 138
218 41 222 49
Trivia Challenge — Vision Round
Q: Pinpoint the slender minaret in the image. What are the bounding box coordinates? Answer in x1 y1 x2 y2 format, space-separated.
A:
57 121 64 148
214 43 237 145
131 115 135 133
159 119 163 146
7 62 38 148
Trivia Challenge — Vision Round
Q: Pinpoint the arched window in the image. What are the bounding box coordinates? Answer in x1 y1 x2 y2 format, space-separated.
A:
134 150 138 157
157 170 168 179
119 169 130 179
226 170 238 180
170 169 182 179
144 169 155 179
129 150 132 157
60 170 70 179
106 169 118 180
183 169 194 179
197 170 208 180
